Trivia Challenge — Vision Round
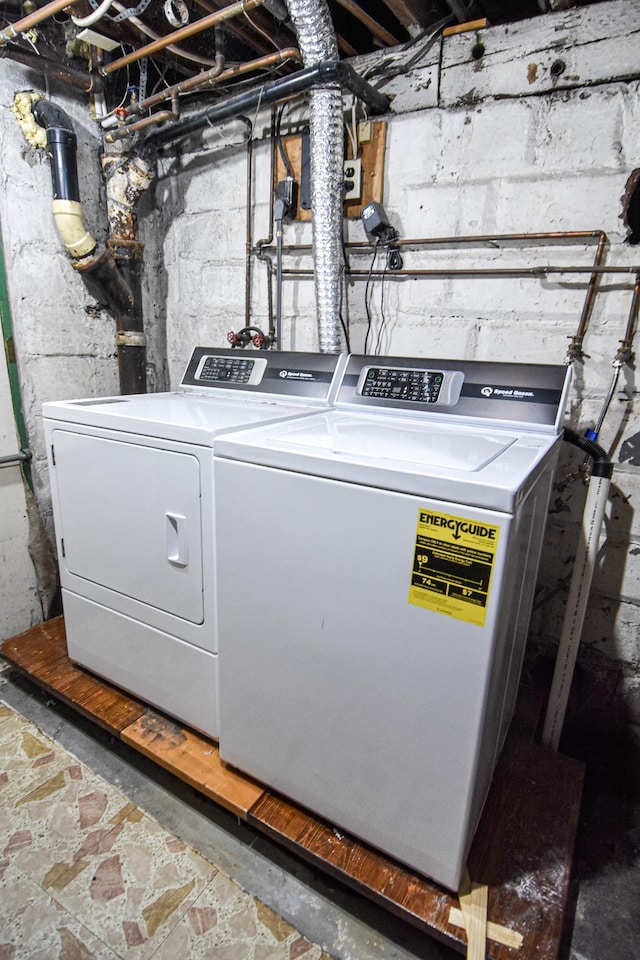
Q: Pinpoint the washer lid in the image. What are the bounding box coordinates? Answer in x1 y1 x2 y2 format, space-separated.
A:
42 392 327 446
278 417 512 471
214 411 561 513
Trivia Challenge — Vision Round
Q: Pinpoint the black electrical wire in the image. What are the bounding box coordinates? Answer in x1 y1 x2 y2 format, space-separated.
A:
363 239 380 354
275 103 293 179
375 259 389 355
338 266 351 353
339 231 351 352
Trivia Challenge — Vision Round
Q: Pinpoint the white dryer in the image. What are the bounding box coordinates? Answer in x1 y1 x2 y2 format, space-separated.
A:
43 348 346 739
214 354 570 890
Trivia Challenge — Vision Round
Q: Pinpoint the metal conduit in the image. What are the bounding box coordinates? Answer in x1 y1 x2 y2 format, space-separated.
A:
139 60 388 154
0 450 31 468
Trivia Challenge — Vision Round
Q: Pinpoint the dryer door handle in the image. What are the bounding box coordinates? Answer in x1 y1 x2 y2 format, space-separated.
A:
166 512 189 567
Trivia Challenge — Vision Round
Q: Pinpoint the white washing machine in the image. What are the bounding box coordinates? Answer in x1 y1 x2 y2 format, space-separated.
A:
43 348 346 739
214 354 570 890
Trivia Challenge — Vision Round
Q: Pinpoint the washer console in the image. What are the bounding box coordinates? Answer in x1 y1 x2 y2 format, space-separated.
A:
194 354 267 386
357 366 464 405
341 354 570 430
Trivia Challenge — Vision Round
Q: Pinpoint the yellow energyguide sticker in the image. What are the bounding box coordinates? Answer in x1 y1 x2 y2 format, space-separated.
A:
408 508 500 627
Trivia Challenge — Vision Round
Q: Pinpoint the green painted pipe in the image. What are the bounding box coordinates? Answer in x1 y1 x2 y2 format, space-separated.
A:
0 227 32 490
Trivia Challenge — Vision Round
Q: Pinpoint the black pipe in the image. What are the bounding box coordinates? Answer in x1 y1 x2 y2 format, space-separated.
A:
33 100 80 202
111 242 146 394
140 60 389 157
0 45 103 94
563 427 614 479
34 100 145 395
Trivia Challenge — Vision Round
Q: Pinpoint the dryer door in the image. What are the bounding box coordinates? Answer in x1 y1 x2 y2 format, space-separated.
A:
50 429 204 623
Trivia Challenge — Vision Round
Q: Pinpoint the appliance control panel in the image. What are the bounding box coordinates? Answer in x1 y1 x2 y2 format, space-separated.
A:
357 366 464 405
338 354 571 430
181 347 347 401
194 354 267 386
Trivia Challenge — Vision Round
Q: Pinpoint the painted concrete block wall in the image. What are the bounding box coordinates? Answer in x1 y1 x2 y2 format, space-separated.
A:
0 348 40 639
149 0 640 727
0 2 638 726
0 63 166 536
0 63 116 536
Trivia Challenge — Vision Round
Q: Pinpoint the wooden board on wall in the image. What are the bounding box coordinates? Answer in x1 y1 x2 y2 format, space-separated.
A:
275 121 387 221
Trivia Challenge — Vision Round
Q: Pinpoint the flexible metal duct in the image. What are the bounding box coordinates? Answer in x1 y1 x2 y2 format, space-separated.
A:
286 0 343 353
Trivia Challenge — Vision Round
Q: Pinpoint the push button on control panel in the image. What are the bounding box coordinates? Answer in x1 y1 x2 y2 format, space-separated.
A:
198 357 254 383
193 355 267 387
361 367 445 403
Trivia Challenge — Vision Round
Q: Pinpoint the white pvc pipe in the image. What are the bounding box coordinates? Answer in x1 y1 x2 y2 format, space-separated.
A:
541 472 611 750
72 0 116 28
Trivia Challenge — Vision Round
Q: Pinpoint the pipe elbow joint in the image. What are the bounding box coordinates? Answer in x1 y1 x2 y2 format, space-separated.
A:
51 199 97 259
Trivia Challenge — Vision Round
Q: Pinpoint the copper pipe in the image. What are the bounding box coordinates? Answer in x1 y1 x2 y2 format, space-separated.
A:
241 117 254 328
258 230 609 254
0 0 74 44
566 231 607 361
331 0 401 47
193 0 274 56
111 0 221 68
108 91 180 140
136 47 301 113
255 107 278 340
281 265 639 277
102 0 264 75
616 272 640 364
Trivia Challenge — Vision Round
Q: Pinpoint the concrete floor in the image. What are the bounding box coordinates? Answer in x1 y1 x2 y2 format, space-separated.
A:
1 659 638 960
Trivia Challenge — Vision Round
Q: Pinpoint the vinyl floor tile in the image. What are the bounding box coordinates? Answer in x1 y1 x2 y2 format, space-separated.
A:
0 703 330 960
0 889 119 960
150 871 329 959
48 808 218 957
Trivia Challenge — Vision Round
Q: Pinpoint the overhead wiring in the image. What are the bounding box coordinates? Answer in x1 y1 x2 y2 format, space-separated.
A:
242 7 281 52
71 0 116 28
362 15 453 80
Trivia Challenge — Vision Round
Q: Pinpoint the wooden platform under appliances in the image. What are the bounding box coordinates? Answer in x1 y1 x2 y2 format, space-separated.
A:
1 617 584 960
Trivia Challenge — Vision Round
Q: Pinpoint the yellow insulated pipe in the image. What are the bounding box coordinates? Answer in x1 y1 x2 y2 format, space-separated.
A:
51 199 97 259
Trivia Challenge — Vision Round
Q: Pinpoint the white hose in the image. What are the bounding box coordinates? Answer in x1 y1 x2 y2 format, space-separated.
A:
541 472 611 750
72 0 116 28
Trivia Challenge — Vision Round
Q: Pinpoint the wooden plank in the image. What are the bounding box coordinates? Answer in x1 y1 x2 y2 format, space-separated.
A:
249 742 584 959
458 869 488 960
467 743 584 960
443 18 489 37
0 617 145 733
275 122 387 221
440 0 640 105
122 712 266 820
2 620 584 959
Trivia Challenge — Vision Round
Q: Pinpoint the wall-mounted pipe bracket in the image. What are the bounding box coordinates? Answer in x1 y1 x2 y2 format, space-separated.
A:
116 330 146 346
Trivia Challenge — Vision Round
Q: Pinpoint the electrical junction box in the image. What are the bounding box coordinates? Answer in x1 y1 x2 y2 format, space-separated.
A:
343 158 363 201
